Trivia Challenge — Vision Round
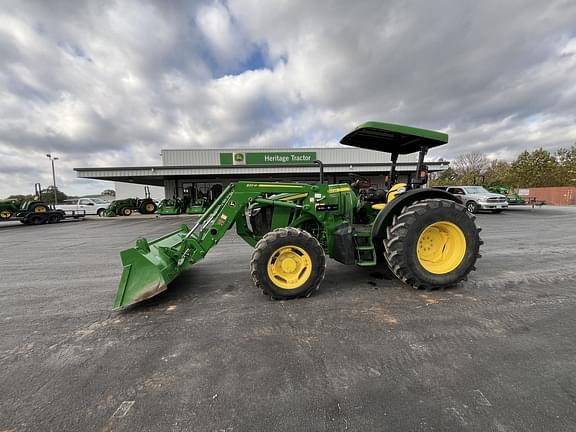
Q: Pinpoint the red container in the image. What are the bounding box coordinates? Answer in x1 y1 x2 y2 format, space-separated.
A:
523 187 576 206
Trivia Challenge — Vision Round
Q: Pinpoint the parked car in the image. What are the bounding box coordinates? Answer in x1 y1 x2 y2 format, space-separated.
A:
56 198 110 216
435 186 508 213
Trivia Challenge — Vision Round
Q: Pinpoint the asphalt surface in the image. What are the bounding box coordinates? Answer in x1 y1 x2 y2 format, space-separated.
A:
1 206 576 431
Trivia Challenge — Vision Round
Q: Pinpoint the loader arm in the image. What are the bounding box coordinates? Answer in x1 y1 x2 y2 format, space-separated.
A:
114 182 316 309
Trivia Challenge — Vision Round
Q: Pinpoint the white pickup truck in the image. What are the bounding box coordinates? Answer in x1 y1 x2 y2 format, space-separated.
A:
56 198 111 216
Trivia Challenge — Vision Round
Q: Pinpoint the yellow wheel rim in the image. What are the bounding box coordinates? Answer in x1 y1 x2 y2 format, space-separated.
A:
0 210 12 219
267 245 312 289
34 206 47 213
417 221 466 274
145 203 155 212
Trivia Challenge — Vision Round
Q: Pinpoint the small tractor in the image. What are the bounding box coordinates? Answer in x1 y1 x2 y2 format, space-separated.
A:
185 183 220 214
0 183 67 224
186 197 208 214
104 186 157 216
113 122 482 309
487 185 526 205
158 197 189 215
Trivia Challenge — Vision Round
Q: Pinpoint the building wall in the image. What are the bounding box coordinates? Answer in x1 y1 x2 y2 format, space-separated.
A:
114 182 165 200
523 187 576 205
161 147 417 166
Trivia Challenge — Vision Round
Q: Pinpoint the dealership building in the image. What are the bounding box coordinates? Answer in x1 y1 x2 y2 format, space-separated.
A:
75 147 449 199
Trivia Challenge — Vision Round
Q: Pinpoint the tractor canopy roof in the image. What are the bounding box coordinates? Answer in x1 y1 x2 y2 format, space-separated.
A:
340 121 448 154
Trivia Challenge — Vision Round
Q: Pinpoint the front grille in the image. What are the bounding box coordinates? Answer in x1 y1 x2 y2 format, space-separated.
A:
487 197 506 203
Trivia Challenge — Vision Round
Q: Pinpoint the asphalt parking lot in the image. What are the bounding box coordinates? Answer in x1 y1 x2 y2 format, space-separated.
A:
1 207 576 432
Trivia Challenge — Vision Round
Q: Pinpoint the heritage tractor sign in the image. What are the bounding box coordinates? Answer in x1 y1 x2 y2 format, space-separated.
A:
220 151 317 166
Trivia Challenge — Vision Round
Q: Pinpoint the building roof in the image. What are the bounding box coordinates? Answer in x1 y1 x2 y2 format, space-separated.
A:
75 147 449 185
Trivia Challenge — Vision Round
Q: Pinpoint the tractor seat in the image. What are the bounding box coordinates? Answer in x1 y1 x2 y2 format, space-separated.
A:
363 188 388 203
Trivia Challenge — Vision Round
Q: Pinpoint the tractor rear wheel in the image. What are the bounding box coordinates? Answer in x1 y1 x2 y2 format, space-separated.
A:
30 203 49 213
251 227 326 300
140 201 157 214
383 199 481 289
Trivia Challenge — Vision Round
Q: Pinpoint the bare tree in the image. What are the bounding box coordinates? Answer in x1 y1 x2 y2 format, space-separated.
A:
452 152 489 177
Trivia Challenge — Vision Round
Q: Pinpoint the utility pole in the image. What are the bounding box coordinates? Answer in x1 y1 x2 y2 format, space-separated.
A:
46 154 59 205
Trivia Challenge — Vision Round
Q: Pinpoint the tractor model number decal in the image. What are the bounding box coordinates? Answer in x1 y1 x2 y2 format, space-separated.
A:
245 183 304 189
328 187 351 194
315 204 339 212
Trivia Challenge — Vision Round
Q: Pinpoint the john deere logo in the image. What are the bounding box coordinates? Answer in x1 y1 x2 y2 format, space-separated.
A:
233 152 246 165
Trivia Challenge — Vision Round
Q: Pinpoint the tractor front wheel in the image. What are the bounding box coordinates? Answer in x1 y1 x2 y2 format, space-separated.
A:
120 208 132 216
251 227 326 300
0 210 13 220
383 199 481 289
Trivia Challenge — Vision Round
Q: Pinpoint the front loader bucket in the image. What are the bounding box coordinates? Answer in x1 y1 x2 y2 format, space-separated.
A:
113 226 191 309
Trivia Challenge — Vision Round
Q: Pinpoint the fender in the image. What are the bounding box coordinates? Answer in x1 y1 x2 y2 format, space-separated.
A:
371 188 460 239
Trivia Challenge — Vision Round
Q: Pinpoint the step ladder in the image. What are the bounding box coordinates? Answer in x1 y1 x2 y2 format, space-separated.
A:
353 225 377 266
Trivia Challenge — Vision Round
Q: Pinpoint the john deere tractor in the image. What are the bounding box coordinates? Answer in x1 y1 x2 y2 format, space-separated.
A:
0 183 54 223
158 197 189 215
487 185 526 205
113 122 482 309
104 186 157 217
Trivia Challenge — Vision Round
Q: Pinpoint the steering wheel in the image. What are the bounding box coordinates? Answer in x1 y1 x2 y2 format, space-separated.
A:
348 173 371 189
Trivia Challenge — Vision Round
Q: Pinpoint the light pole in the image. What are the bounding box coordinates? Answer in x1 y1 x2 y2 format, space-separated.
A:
46 154 59 205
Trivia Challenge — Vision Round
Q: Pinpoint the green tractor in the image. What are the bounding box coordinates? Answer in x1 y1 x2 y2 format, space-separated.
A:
487 185 525 205
0 183 51 221
185 183 220 214
103 186 157 217
186 197 208 214
158 197 189 215
113 121 482 309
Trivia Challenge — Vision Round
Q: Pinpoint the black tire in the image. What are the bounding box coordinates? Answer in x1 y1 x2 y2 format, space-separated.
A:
28 214 44 225
120 208 132 216
47 214 61 224
372 240 397 279
139 201 157 214
466 201 479 214
251 227 326 300
97 208 105 217
383 199 482 289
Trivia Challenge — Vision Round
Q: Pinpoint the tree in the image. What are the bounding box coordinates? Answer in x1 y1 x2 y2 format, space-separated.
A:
452 152 489 177
509 148 563 188
484 160 512 186
101 189 116 197
6 194 33 202
41 186 70 204
432 167 459 186
557 145 576 186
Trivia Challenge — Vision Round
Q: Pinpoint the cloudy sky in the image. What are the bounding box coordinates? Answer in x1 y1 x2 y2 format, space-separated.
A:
1 0 575 196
